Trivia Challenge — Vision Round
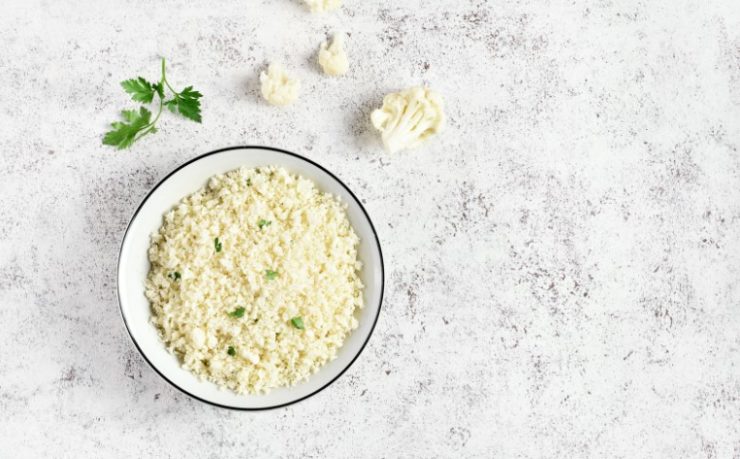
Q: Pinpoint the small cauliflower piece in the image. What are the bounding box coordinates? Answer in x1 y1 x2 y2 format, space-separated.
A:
240 348 260 365
370 87 445 153
260 63 300 106
318 34 349 76
190 327 206 349
303 0 341 13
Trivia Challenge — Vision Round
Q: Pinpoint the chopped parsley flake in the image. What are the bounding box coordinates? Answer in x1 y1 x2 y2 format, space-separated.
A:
229 307 246 318
227 346 236 356
258 219 271 229
265 270 278 280
290 317 305 329
214 237 222 252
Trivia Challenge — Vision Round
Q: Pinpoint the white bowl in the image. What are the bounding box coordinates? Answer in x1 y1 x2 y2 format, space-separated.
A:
117 146 384 410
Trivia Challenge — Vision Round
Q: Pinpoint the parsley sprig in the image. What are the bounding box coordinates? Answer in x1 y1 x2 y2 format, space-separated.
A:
103 58 202 149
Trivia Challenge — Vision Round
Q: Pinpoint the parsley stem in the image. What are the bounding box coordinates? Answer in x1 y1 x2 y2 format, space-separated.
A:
132 58 179 143
133 125 156 143
134 92 164 142
161 58 180 96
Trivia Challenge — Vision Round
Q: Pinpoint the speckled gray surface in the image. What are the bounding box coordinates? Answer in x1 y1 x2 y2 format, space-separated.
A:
1 0 740 457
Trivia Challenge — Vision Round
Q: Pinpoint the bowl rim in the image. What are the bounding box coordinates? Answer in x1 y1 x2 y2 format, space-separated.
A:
116 145 385 411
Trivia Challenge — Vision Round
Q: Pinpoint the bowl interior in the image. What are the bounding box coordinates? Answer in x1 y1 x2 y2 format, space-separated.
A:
118 146 383 409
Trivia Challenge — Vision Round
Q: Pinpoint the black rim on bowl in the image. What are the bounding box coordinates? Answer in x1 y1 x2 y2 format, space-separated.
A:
117 145 385 410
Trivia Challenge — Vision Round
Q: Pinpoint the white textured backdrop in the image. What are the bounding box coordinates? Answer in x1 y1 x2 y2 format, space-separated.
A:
1 0 740 457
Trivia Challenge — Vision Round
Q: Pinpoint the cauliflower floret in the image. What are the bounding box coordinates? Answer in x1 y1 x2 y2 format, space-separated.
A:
370 87 445 153
259 63 300 106
303 0 342 13
318 34 349 76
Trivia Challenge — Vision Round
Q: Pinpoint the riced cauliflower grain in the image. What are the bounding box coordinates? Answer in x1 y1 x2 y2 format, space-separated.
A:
260 63 300 106
318 34 349 76
145 166 364 394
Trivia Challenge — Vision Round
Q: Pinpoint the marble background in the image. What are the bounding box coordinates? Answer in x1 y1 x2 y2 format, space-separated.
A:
1 0 740 457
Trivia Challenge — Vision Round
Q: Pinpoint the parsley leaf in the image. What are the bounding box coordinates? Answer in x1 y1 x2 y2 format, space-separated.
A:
153 82 165 99
168 271 181 280
214 237 222 252
229 307 246 318
180 86 203 99
227 346 236 356
290 317 305 329
102 107 153 150
163 87 203 122
258 219 271 229
175 86 203 123
265 270 278 280
121 77 156 103
164 98 178 113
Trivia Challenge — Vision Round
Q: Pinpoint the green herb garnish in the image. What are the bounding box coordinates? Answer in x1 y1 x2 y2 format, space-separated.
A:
258 219 271 229
265 270 278 280
214 237 222 252
229 307 246 318
168 271 181 280
290 317 305 329
102 107 153 150
103 58 203 150
227 346 236 356
246 178 252 186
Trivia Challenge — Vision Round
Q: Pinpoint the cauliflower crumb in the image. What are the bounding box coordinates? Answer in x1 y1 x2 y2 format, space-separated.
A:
370 87 445 153
145 166 364 394
318 34 349 76
303 0 341 13
259 63 300 106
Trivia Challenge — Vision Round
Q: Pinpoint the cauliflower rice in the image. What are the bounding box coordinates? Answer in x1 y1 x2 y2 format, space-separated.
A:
145 166 363 394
